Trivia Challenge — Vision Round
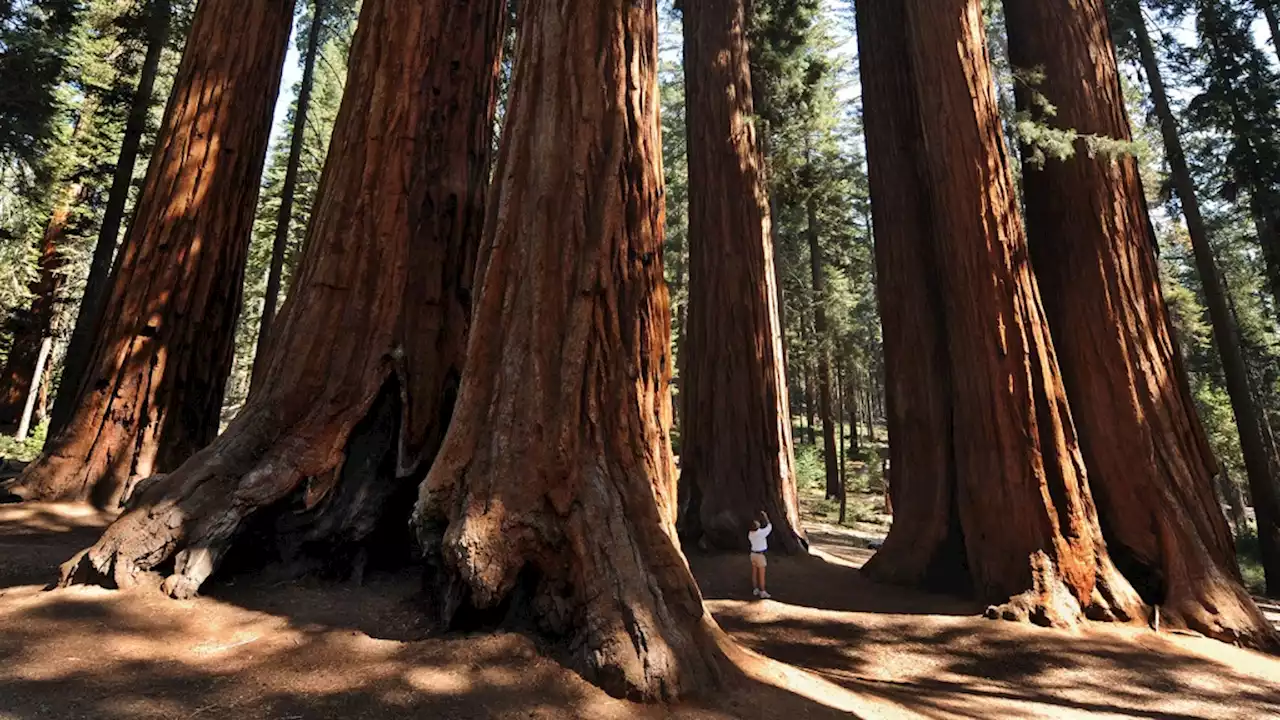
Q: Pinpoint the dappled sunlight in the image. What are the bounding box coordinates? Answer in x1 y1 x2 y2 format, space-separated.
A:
691 529 1280 719
0 501 114 534
0 500 893 719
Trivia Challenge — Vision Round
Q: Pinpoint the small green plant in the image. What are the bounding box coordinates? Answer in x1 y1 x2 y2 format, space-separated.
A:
0 423 47 463
1236 529 1265 595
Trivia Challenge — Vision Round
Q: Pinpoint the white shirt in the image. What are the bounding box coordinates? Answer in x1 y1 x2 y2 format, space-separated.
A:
748 522 772 553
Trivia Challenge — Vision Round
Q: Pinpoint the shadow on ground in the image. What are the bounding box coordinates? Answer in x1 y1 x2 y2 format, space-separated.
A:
0 504 886 720
688 519 1280 719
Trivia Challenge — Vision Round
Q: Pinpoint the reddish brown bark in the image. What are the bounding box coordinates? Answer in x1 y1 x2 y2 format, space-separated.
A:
3 0 295 508
862 0 1145 627
58 0 506 594
1117 0 1280 598
412 0 725 701
856 0 962 588
50 0 171 438
0 185 76 427
1004 0 1273 645
677 0 803 554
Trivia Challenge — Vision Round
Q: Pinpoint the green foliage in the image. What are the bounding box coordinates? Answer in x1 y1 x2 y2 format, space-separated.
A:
222 0 358 417
0 0 82 181
1010 66 1143 169
1236 528 1266 594
0 419 46 461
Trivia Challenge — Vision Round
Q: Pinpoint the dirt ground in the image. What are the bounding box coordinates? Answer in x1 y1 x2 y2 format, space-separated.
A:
1 503 1278 719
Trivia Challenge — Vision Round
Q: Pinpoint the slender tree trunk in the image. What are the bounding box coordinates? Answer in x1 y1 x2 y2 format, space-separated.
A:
863 369 875 442
677 0 803 553
62 0 506 599
0 185 77 426
1005 0 1273 643
3 0 295 509
807 193 839 500
803 360 816 444
413 0 726 700
836 353 847 524
50 0 171 438
1218 468 1249 537
848 360 860 455
253 0 326 383
863 0 1146 627
1248 194 1280 315
16 337 52 441
1124 0 1280 598
1261 0 1280 53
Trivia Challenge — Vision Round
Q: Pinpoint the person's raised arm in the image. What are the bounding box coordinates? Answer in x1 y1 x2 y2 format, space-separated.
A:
759 511 772 537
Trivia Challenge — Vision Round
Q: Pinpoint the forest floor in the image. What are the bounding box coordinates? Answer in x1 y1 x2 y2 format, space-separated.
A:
0 498 1278 719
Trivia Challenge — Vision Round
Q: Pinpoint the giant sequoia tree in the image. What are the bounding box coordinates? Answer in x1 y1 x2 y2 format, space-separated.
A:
49 0 172 437
861 0 1145 627
2 0 295 508
678 0 804 554
1002 0 1272 643
1113 0 1280 596
0 182 76 427
412 0 725 700
855 0 960 588
59 0 506 595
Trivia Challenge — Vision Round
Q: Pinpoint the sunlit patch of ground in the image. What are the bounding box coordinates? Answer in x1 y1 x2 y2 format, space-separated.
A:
2 500 1278 719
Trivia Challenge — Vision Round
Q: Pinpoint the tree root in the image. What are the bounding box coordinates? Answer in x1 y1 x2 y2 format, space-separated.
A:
983 550 1148 629
416 463 727 702
57 383 410 599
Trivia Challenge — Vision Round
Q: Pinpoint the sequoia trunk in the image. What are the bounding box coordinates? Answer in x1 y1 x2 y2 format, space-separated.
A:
1123 0 1280 597
1004 0 1273 644
856 0 962 588
50 0 171 438
3 0 294 508
678 0 803 554
58 0 505 594
0 184 76 427
412 0 725 701
862 0 1146 627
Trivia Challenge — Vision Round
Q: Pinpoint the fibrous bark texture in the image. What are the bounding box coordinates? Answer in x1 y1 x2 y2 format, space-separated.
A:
1119 0 1280 597
1004 0 1274 645
413 0 725 701
49 0 171 438
677 0 803 554
58 0 504 597
855 0 963 589
860 0 1146 628
0 185 74 426
4 0 295 508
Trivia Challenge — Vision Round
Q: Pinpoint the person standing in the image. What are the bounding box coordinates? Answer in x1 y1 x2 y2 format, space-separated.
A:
749 511 772 599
